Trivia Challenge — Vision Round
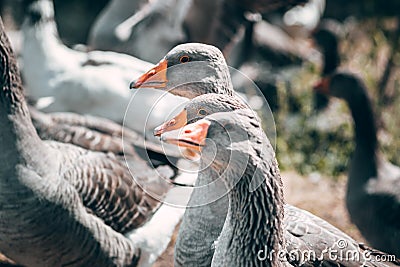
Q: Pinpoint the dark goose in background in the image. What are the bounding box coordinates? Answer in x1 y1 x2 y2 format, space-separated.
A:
315 71 400 257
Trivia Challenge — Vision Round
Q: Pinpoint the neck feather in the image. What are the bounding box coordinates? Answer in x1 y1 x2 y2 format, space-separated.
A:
175 166 228 266
219 157 285 267
0 22 39 159
323 47 339 75
345 86 379 186
347 89 378 157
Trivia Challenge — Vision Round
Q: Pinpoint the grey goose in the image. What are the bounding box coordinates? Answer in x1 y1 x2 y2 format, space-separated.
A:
161 108 399 266
0 18 192 267
131 42 399 265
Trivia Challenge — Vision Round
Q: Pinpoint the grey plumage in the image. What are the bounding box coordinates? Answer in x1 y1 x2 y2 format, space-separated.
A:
165 109 398 266
137 42 399 266
173 94 247 266
0 19 141 266
29 107 175 235
29 106 181 165
0 18 186 266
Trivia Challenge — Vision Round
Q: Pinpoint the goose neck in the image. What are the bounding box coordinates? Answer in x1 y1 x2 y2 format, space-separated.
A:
216 159 285 266
347 90 378 158
0 26 40 162
175 166 227 266
322 47 339 75
22 18 77 67
345 88 378 188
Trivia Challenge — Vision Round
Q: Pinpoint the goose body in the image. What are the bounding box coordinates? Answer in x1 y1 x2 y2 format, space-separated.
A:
29 107 144 157
162 109 399 266
21 0 187 137
29 107 182 166
315 71 400 257
0 19 193 266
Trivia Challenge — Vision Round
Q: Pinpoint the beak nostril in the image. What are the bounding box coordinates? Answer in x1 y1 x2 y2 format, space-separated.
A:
184 129 191 134
149 70 156 76
168 119 176 126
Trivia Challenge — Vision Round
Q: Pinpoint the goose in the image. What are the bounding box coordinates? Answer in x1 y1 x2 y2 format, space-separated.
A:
129 43 262 266
152 92 389 266
131 42 398 265
88 0 192 63
314 71 400 257
154 93 248 266
21 0 187 138
0 19 193 267
161 108 399 266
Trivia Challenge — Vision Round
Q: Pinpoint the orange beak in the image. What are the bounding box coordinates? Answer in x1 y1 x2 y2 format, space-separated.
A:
313 77 330 94
154 109 188 136
130 59 168 89
161 120 210 152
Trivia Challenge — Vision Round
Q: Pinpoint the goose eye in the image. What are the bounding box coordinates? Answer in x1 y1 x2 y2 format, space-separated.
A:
198 109 208 116
179 55 190 63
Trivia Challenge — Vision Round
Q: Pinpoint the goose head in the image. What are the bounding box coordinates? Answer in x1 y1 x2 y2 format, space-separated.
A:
161 109 263 180
313 22 339 56
312 19 341 74
23 0 55 29
130 43 234 99
313 71 369 102
21 0 60 48
153 93 247 136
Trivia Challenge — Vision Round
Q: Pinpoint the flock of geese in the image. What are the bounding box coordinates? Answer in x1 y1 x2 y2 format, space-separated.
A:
0 0 399 266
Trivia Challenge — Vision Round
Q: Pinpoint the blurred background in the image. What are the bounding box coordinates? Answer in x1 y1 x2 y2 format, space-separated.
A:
0 0 399 265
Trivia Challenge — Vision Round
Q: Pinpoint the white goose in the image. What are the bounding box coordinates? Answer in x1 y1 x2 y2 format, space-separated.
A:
0 19 195 266
21 0 187 138
88 0 192 63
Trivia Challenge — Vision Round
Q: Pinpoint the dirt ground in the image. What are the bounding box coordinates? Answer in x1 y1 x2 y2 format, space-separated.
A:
0 171 364 267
